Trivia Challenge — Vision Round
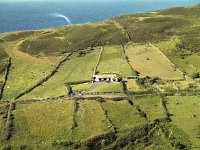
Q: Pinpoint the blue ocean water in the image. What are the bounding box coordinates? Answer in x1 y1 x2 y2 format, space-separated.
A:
0 0 200 33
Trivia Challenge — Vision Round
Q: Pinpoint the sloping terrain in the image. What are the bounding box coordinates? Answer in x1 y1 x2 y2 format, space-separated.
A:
0 4 200 150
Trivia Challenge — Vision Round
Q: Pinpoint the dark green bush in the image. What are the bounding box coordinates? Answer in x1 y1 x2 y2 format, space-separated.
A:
191 72 200 79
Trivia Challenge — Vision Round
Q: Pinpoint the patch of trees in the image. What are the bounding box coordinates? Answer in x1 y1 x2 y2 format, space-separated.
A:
137 76 162 89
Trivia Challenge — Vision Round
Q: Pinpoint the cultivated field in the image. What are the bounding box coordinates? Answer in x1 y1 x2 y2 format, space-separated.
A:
97 45 133 77
9 100 74 149
166 96 200 148
125 44 183 80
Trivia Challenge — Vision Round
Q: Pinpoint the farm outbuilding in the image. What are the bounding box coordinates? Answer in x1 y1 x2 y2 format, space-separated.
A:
93 74 119 82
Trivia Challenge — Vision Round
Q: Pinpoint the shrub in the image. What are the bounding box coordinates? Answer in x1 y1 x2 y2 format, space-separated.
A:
191 72 200 79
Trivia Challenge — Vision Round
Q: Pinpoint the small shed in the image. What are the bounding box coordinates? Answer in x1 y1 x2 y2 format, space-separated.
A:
93 74 119 82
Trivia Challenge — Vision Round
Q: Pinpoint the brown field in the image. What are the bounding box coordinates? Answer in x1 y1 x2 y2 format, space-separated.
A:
125 44 183 80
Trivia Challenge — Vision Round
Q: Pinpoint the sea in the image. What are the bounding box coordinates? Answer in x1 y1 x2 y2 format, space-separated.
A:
0 0 200 33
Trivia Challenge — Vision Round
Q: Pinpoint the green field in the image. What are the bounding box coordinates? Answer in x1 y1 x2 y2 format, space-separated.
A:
22 50 99 99
126 79 141 92
91 82 123 93
134 95 166 121
170 55 200 77
97 45 133 77
9 100 74 149
154 38 200 77
166 96 200 148
72 83 93 92
125 44 183 80
1 42 58 100
102 100 147 129
0 4 200 149
73 100 112 141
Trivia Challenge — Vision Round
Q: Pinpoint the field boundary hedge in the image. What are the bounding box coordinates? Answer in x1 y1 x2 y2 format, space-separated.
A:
160 96 171 121
93 46 104 75
122 45 138 76
14 53 72 100
98 100 117 133
109 20 131 41
150 44 185 80
3 102 15 141
0 57 11 100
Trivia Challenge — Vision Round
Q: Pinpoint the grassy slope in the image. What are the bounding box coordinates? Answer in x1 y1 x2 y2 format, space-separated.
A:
154 38 200 77
9 100 74 149
1 5 200 57
72 83 93 91
134 95 166 121
91 83 123 93
97 45 133 77
0 5 200 149
126 79 141 92
1 42 59 100
18 21 128 56
125 44 183 79
167 96 200 148
73 100 112 141
102 101 147 129
22 50 99 99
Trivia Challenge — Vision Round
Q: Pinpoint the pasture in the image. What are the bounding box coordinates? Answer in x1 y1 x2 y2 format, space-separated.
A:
126 79 141 92
2 42 59 100
73 100 113 141
10 100 74 149
125 44 183 80
154 38 200 77
90 82 124 93
22 49 100 99
102 100 147 129
72 83 93 92
97 45 133 77
166 96 200 148
169 55 200 77
134 95 166 121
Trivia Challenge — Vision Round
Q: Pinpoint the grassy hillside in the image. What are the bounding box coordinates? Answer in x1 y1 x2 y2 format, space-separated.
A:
125 44 183 79
167 96 200 148
97 45 133 77
0 4 200 150
0 47 9 97
21 49 99 99
18 22 128 56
